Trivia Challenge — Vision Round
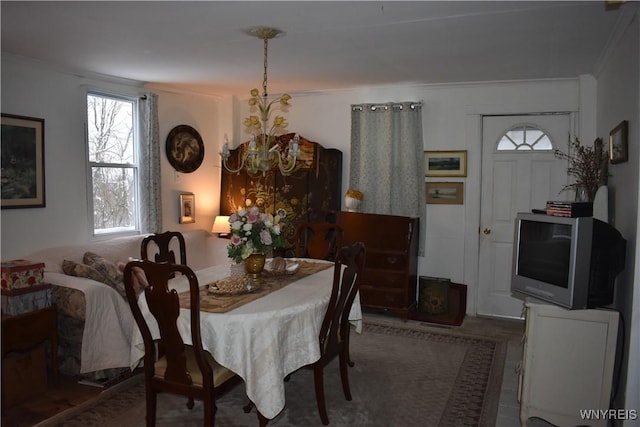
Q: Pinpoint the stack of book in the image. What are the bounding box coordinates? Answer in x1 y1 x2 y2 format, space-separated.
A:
545 201 593 217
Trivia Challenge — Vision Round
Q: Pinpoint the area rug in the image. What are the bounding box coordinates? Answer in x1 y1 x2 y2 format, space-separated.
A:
39 319 506 427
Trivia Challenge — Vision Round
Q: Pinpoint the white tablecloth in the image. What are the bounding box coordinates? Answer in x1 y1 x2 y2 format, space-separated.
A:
129 259 362 420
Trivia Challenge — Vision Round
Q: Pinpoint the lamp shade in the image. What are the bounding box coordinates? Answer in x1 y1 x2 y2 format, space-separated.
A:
212 216 230 235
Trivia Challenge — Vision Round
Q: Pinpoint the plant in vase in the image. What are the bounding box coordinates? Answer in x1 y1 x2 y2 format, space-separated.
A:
554 137 609 202
227 207 287 277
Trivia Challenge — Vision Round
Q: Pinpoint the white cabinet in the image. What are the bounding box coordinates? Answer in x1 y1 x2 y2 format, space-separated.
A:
518 299 619 427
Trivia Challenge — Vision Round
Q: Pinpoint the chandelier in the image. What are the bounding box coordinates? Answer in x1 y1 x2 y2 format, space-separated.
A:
220 27 299 176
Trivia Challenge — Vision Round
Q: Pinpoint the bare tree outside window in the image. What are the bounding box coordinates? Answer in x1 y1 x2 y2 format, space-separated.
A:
87 93 138 234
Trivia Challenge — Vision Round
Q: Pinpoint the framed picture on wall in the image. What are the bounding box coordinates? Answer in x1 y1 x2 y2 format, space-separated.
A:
1 114 46 209
424 150 467 177
179 193 195 224
425 182 464 205
609 120 628 164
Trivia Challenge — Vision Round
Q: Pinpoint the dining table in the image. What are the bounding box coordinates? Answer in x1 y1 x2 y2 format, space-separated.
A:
128 258 362 421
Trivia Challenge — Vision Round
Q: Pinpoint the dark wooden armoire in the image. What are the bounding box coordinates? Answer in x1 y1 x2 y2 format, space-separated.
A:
220 133 342 249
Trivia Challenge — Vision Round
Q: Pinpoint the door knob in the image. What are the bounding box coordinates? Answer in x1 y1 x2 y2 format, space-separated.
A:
483 227 491 235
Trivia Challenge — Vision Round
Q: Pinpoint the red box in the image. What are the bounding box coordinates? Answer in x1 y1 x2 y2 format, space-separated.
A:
1 259 45 291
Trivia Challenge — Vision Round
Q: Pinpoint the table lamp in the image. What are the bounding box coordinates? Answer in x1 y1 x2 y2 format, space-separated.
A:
212 215 230 238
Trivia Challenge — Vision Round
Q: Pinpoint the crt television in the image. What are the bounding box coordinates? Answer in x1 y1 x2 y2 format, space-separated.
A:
511 212 626 309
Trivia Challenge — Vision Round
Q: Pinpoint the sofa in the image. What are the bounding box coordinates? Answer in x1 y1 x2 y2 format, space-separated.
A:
24 229 230 380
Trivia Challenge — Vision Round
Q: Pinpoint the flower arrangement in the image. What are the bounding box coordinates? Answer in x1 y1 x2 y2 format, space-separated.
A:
227 206 287 264
243 88 292 147
554 137 609 202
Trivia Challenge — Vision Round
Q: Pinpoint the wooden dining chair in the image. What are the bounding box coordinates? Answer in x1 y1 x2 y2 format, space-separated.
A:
294 222 344 261
123 260 238 427
310 241 366 425
140 231 187 266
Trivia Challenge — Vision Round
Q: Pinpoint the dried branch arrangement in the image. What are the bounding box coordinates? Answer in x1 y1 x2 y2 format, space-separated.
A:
554 137 609 202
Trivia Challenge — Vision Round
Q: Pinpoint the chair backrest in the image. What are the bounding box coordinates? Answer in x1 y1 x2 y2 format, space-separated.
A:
141 231 187 266
123 260 212 389
319 242 366 355
295 223 344 261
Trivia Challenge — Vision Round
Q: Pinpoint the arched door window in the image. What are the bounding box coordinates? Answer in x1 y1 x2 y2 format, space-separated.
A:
496 124 553 151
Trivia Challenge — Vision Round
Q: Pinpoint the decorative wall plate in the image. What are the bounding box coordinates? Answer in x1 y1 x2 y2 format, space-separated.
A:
165 125 204 173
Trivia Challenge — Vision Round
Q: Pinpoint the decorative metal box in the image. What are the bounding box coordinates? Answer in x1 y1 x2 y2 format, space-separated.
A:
1 259 45 290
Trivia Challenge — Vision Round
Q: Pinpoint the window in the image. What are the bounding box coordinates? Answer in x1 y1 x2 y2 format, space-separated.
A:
87 92 139 235
497 124 553 151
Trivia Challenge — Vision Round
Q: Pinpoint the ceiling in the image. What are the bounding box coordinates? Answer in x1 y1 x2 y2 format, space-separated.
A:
1 1 637 97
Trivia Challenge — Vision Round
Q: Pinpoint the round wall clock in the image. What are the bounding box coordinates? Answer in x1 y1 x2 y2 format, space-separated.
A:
165 125 205 173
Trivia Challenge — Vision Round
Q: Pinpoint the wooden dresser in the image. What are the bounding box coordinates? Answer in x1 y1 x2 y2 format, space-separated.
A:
336 211 419 320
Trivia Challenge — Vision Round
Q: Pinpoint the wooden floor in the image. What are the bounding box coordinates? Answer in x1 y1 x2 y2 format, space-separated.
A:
2 373 102 427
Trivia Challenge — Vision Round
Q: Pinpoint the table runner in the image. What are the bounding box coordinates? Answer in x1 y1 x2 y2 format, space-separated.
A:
179 261 333 313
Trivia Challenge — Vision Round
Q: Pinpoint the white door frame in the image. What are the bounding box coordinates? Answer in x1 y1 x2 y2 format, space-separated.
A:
461 100 592 316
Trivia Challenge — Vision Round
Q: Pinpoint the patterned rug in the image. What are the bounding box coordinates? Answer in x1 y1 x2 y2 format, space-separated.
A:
39 319 506 427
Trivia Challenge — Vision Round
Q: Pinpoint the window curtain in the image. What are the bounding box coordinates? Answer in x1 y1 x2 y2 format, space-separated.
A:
138 92 162 233
350 102 425 255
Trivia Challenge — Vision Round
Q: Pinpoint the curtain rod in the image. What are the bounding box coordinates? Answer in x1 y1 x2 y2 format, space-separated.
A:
351 102 422 111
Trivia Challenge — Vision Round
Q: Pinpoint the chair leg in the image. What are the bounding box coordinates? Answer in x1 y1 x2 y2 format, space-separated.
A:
204 389 216 427
258 410 269 427
146 389 157 427
345 328 355 367
243 399 255 413
314 365 330 425
186 396 195 409
339 351 352 401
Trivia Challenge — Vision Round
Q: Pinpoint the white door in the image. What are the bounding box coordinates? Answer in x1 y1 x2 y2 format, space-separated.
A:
477 114 573 318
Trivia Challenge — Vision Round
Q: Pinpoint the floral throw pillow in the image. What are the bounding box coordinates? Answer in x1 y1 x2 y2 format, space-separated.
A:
82 252 126 299
62 260 108 284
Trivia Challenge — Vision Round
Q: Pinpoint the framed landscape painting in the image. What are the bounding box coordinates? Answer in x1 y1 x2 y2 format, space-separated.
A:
1 114 45 209
425 182 464 205
425 150 467 177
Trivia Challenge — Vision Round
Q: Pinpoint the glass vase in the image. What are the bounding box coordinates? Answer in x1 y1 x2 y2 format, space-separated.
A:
575 186 589 202
244 253 266 281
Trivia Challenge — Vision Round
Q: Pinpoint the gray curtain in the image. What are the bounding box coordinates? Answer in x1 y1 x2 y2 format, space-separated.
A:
138 92 162 233
350 102 425 255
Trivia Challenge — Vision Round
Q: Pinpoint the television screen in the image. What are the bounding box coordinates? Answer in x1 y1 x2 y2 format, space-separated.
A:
517 221 572 289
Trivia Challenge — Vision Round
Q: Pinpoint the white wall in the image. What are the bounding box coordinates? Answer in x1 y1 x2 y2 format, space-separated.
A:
2 54 585 318
155 89 222 234
595 10 640 420
227 79 582 314
1 55 223 259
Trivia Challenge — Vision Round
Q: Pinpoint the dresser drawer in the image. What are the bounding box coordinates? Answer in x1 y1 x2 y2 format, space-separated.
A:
361 270 406 289
360 287 406 309
365 252 407 271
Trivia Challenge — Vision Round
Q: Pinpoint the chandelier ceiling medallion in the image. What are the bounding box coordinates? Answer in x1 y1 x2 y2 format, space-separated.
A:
220 26 299 176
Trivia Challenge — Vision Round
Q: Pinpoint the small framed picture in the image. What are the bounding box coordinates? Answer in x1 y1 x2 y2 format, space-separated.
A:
425 182 464 205
1 114 46 209
425 150 467 177
609 120 628 164
179 193 195 224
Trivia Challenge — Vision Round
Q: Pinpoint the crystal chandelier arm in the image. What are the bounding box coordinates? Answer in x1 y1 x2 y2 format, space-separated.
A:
221 149 247 174
221 135 252 174
274 134 300 175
